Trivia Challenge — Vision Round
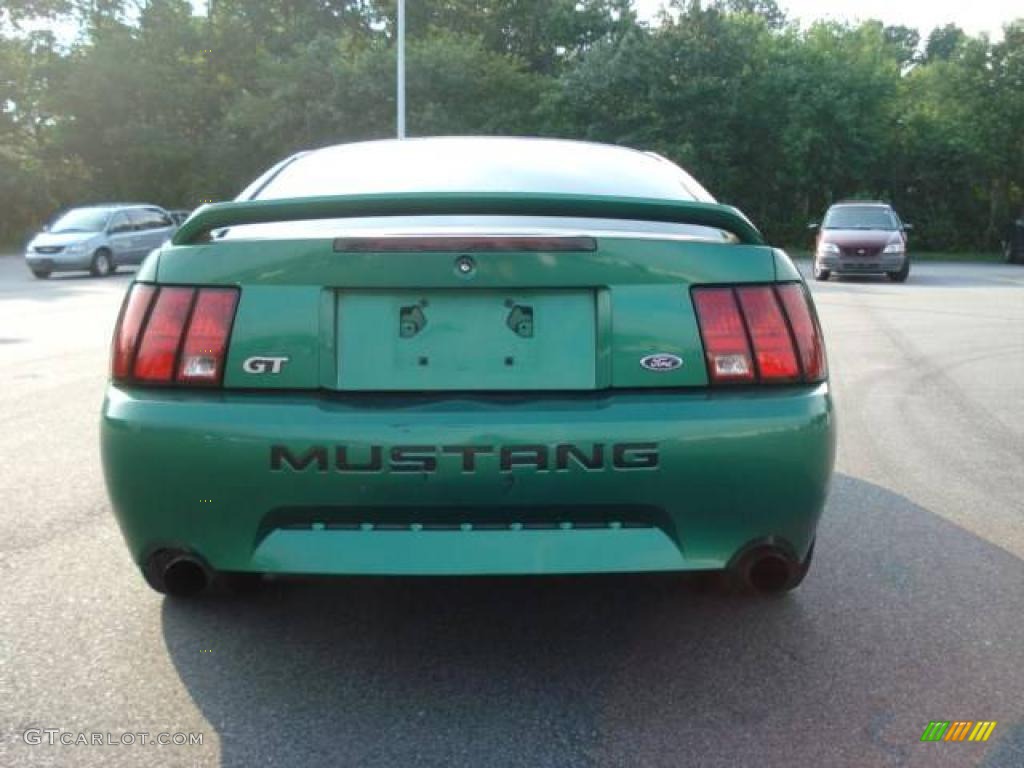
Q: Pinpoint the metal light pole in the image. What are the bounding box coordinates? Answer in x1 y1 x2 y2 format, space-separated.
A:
397 0 406 139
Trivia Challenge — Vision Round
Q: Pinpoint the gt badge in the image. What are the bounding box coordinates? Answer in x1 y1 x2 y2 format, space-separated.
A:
243 356 290 374
640 353 683 372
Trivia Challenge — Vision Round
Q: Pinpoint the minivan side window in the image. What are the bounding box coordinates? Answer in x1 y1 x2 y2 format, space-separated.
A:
125 210 148 231
128 210 158 231
141 209 173 229
108 212 132 234
128 209 171 230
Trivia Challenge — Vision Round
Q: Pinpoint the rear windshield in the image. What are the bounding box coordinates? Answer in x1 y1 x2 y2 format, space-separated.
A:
823 206 898 230
218 215 735 243
248 139 715 203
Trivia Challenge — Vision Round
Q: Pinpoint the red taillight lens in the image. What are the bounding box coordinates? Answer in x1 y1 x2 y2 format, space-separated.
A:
133 287 195 382
735 286 800 381
177 288 238 385
111 283 239 386
692 288 755 383
693 283 826 385
777 283 827 382
112 284 156 379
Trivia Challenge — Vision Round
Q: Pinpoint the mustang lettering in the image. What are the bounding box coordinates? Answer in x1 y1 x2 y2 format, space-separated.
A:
270 443 660 473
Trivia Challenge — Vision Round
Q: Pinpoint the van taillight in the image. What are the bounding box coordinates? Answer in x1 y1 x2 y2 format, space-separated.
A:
111 283 239 386
693 283 826 385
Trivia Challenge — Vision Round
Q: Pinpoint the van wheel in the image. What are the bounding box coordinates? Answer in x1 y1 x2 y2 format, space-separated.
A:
31 268 51 279
813 264 830 281
1006 241 1021 265
90 249 114 277
887 259 910 283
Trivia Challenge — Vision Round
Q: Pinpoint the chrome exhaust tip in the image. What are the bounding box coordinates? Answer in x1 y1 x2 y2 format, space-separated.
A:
729 539 811 595
742 550 796 593
143 549 211 597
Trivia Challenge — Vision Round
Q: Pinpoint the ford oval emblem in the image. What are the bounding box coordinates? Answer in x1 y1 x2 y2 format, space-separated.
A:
640 353 683 372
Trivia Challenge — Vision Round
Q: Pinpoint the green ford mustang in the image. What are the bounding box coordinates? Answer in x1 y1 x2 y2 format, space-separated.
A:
100 137 835 597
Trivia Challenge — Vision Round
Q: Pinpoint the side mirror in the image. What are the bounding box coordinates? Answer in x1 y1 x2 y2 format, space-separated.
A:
41 224 50 232
807 222 820 231
902 223 914 231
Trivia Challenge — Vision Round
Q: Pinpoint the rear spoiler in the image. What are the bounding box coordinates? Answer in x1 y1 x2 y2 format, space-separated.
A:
172 192 765 246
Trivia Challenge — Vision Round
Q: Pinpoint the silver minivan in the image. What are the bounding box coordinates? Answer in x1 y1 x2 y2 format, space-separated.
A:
24 204 177 279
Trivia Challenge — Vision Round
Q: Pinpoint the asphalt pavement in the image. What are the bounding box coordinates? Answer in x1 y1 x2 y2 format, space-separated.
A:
1 254 1022 767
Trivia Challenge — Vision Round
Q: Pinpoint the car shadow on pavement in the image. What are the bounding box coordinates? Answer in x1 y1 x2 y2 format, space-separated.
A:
160 474 1023 768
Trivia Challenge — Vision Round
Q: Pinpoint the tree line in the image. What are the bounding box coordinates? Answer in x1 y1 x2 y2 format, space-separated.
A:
2 0 1022 250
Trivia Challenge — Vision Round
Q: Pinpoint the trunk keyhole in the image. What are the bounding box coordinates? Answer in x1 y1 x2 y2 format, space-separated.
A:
506 305 533 338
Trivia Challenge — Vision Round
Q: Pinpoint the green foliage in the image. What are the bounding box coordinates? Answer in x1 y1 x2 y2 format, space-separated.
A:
0 0 1021 250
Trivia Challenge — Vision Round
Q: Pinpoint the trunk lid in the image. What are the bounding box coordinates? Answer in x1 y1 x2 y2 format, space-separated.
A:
158 234 776 392
337 288 597 391
155 194 778 392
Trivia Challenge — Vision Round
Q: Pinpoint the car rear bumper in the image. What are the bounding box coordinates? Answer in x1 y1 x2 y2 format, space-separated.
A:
101 385 836 576
817 253 906 273
25 251 92 271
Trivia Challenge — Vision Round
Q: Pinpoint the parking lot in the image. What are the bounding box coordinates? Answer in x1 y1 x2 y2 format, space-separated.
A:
1 254 1022 767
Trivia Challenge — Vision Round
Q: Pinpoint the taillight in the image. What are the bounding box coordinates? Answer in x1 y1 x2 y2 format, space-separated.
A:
735 286 800 381
111 283 239 386
134 287 194 382
691 288 755 383
112 284 156 380
693 283 826 385
776 283 827 382
177 288 238 384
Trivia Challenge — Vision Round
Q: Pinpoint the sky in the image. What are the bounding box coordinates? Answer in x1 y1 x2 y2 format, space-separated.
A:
635 0 1019 40
10 0 1020 45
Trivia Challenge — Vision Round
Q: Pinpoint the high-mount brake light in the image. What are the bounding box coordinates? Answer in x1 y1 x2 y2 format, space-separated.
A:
332 236 598 253
693 283 826 386
111 284 239 386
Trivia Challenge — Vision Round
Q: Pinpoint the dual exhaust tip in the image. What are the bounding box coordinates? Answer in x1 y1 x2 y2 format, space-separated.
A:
730 542 811 594
143 550 210 597
162 556 209 597
145 542 809 597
